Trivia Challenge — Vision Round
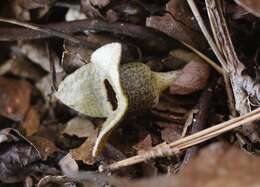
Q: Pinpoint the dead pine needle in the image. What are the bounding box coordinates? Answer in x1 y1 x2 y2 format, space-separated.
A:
106 108 260 171
186 0 228 72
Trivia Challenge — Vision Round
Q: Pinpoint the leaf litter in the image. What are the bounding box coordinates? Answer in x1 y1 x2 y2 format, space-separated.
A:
0 0 260 186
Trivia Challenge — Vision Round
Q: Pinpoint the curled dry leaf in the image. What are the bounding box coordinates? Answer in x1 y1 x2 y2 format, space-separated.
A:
146 0 207 50
0 77 31 121
169 49 209 95
234 0 260 17
62 117 95 138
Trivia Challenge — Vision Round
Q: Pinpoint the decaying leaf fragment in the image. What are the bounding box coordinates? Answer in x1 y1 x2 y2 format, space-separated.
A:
146 0 207 50
169 49 209 95
0 128 40 183
0 129 59 183
21 106 40 136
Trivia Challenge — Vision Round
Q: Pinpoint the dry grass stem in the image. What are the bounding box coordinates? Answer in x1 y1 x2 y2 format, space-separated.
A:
107 108 260 170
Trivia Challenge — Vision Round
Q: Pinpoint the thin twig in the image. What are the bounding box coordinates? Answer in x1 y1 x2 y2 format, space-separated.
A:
46 42 58 91
187 0 237 117
223 72 237 117
0 17 180 53
0 17 82 44
205 0 260 142
0 16 226 75
106 107 260 170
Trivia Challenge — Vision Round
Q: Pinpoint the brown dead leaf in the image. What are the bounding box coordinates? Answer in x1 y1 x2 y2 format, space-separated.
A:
70 129 98 165
28 135 58 160
235 0 260 17
170 60 209 95
146 0 207 50
9 55 46 81
0 77 31 121
21 107 40 136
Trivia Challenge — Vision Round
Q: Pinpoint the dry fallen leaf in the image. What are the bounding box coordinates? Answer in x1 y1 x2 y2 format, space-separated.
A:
3 55 46 81
70 129 98 165
146 0 207 50
28 135 59 160
167 49 209 95
170 60 209 95
0 77 31 121
21 106 40 136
